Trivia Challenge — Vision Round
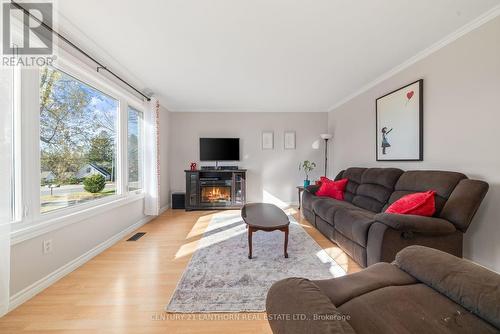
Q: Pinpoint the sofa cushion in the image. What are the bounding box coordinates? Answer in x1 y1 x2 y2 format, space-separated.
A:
385 170 466 214
338 283 499 334
315 215 335 241
352 168 404 212
335 232 368 267
336 168 367 203
312 198 360 225
334 208 376 247
312 262 417 307
302 189 321 212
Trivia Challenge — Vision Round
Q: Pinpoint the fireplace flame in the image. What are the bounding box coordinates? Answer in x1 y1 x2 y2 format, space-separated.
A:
202 187 231 202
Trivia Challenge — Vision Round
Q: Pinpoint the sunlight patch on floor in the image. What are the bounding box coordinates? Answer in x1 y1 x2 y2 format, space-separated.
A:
185 214 214 239
175 240 200 260
175 214 245 260
322 246 356 272
315 250 346 278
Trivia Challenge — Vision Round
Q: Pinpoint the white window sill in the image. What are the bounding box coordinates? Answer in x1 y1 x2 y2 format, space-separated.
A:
11 193 145 245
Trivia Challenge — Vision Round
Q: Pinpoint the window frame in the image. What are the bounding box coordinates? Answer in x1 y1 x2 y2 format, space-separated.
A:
38 65 122 216
126 106 145 193
0 62 19 224
11 46 147 240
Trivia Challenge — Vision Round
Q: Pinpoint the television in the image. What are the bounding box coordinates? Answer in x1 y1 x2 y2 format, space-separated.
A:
200 138 240 161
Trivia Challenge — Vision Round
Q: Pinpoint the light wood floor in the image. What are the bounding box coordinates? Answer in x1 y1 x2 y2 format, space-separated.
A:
0 208 361 333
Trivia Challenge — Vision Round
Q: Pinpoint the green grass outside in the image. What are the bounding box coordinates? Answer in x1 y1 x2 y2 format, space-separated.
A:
41 189 116 213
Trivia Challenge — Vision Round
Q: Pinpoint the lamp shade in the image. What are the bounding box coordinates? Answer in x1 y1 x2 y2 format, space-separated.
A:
320 133 333 140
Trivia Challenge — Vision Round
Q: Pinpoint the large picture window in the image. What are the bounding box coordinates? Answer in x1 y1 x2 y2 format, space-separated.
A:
127 107 143 191
39 67 119 213
0 69 14 223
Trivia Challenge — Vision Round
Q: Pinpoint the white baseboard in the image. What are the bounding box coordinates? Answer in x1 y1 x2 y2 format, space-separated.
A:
8 214 156 312
160 203 170 214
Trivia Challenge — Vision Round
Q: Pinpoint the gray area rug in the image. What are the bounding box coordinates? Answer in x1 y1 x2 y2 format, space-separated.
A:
166 211 346 313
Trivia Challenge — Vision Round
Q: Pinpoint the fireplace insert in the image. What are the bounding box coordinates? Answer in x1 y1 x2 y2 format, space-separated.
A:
200 184 232 204
185 170 246 210
199 177 232 206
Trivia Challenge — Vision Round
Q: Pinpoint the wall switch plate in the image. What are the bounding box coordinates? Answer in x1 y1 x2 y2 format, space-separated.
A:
42 239 53 254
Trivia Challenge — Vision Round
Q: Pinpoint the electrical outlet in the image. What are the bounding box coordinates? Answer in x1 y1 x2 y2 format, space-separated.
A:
42 239 53 254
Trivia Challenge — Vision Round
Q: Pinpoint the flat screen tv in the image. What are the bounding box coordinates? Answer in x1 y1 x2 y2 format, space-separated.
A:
200 138 240 161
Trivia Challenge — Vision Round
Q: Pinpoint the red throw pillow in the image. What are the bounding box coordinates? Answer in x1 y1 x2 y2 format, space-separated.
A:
314 176 331 187
319 176 331 183
316 178 348 200
385 191 436 216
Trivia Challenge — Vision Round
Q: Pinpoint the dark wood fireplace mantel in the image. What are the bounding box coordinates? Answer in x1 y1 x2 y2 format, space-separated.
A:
185 169 246 210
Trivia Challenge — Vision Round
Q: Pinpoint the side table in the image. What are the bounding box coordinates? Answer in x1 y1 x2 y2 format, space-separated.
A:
297 186 305 210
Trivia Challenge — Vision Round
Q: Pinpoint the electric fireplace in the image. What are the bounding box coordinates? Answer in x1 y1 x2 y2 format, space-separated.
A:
185 170 246 210
201 185 232 203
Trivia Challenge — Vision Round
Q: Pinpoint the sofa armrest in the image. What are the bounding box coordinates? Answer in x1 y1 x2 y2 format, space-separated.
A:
266 278 355 334
312 263 416 306
440 179 489 233
374 213 456 236
395 246 500 329
305 184 320 194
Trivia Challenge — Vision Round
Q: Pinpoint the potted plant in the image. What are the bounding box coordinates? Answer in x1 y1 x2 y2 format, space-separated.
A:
299 160 316 187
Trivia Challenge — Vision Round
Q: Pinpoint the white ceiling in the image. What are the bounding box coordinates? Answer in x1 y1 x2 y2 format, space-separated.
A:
56 0 500 112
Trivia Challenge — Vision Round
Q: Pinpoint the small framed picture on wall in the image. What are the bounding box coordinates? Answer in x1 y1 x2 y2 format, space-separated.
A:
262 131 274 150
376 79 423 161
284 131 296 150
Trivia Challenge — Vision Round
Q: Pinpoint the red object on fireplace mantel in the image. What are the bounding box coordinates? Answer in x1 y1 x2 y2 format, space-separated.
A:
190 162 197 171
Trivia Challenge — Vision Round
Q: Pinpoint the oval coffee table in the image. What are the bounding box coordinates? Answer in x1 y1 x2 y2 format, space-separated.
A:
241 203 290 259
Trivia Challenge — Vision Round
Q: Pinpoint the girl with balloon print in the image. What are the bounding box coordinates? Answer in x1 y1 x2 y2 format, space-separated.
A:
381 127 393 155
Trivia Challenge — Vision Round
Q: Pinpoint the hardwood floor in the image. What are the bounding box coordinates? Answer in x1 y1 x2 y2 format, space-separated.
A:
0 208 361 333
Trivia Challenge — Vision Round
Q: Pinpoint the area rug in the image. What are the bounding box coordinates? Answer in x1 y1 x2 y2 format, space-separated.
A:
166 210 346 313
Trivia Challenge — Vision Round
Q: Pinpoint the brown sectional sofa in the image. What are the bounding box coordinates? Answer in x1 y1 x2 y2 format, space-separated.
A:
266 246 500 334
302 167 489 267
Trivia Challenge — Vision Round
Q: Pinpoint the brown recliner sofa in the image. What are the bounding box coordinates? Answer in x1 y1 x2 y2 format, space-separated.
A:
302 167 488 267
266 246 500 334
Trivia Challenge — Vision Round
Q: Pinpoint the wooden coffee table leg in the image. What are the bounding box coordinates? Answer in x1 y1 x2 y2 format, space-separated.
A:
248 226 253 259
284 226 289 258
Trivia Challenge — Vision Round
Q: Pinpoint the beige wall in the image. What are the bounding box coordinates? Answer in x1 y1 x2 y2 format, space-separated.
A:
168 112 328 205
328 17 500 272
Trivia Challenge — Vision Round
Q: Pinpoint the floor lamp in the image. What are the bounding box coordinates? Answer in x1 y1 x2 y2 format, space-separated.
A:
320 134 333 177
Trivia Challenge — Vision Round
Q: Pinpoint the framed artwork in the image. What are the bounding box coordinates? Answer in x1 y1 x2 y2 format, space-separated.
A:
284 131 296 150
376 79 423 161
262 131 274 150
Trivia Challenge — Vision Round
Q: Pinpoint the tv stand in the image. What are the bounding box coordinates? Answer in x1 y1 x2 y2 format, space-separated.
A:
185 169 246 210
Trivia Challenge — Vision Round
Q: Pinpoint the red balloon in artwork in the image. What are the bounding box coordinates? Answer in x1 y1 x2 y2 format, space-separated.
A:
406 91 414 100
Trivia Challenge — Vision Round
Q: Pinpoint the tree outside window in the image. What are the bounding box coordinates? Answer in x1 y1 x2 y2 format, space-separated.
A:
128 107 143 191
39 67 118 213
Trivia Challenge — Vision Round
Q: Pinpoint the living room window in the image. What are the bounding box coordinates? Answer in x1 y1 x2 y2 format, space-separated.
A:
0 67 15 223
39 67 119 213
127 106 143 192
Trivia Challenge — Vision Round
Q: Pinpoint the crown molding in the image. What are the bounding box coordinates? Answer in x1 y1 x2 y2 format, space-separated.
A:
327 4 500 112
168 108 325 113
